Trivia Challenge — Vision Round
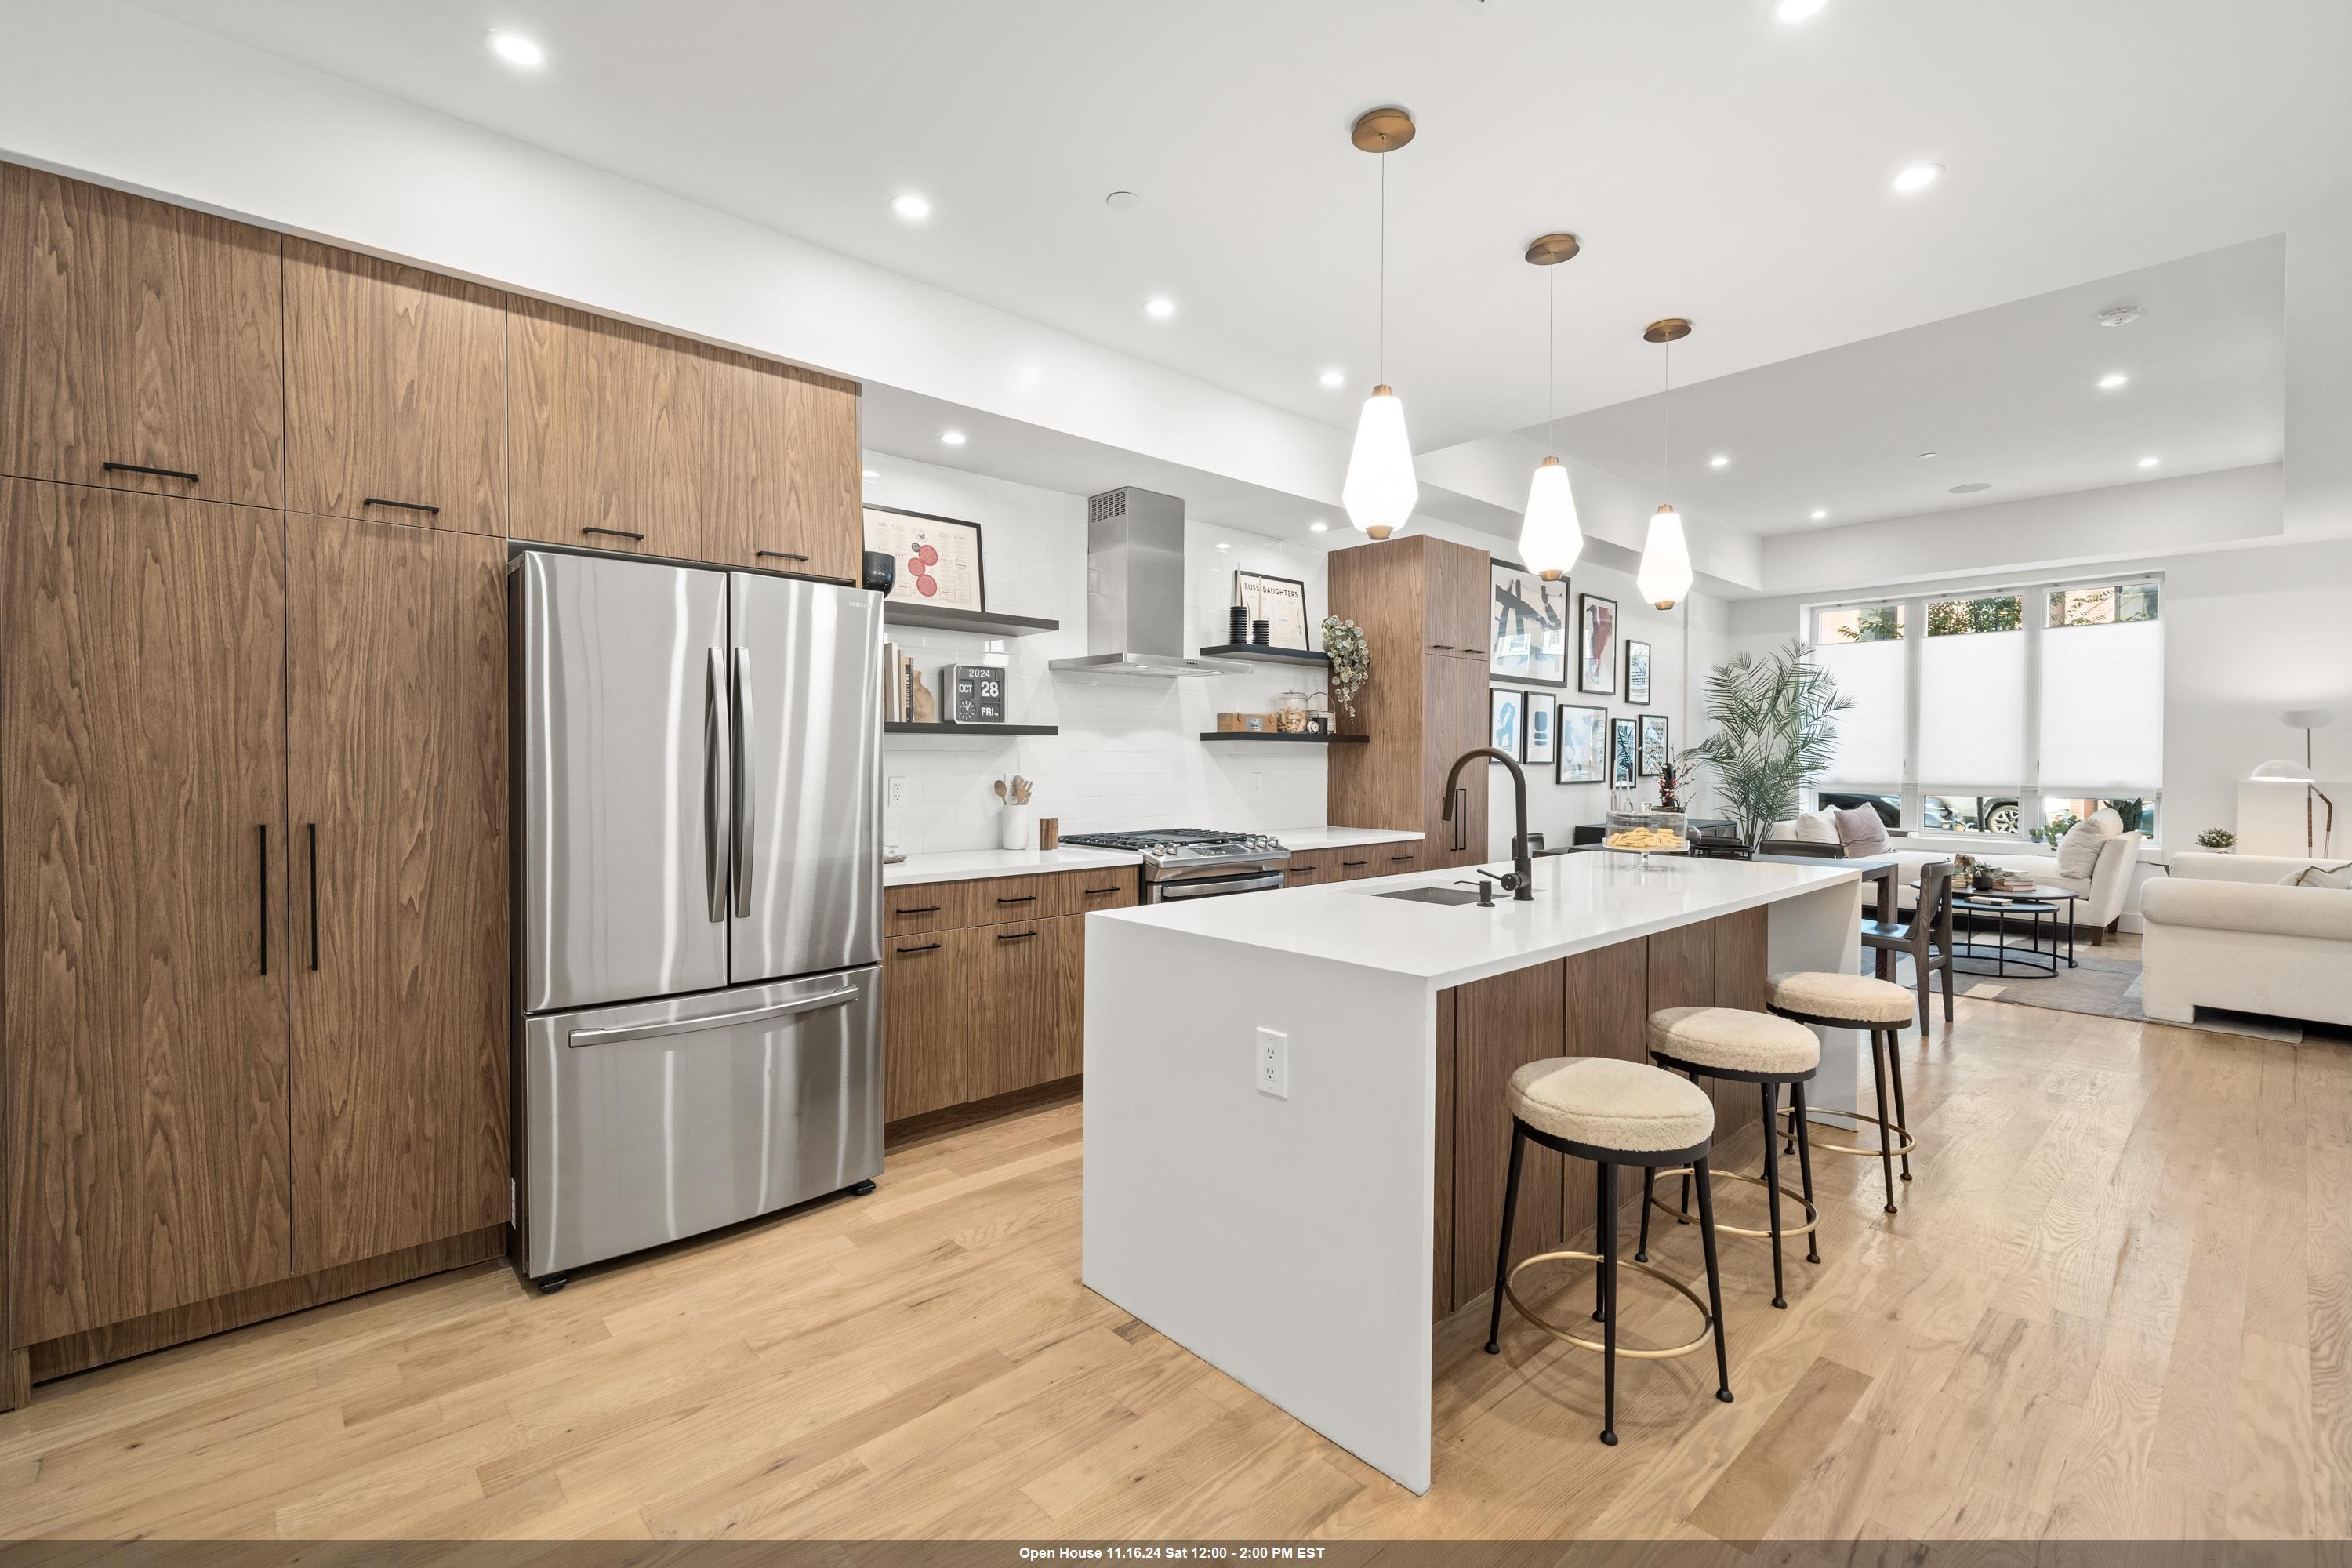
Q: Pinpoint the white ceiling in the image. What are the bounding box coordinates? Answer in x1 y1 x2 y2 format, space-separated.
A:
1524 236 2286 535
126 0 2352 458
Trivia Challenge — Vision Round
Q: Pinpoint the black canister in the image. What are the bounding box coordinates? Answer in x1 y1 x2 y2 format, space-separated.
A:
1228 604 1250 644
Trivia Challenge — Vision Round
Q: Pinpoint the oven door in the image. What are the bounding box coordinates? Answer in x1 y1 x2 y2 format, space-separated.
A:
1148 867 1287 902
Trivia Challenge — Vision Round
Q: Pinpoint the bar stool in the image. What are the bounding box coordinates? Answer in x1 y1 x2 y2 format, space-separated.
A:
1766 972 1918 1214
1635 1007 1821 1310
1483 1056 1733 1446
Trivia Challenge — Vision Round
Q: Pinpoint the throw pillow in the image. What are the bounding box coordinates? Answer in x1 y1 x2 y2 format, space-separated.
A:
2285 862 2352 890
1831 804 1891 857
2053 816 2112 881
1792 809 1841 846
2086 806 2125 837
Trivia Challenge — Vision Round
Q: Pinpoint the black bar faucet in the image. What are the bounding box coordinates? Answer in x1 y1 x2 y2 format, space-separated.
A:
1441 748 1535 901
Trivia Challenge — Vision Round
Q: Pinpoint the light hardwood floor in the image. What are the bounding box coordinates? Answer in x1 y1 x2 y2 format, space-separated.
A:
2 996 2345 1541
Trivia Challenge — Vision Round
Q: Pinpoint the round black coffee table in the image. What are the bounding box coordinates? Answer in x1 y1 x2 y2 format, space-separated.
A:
1950 884 2079 977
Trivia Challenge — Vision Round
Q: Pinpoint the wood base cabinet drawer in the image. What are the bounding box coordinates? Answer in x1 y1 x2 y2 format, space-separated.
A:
1374 844 1422 877
1286 851 1337 886
1044 868 1139 917
884 883 962 937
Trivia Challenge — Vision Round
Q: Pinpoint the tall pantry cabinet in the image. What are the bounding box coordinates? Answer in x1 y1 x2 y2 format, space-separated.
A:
0 165 510 1401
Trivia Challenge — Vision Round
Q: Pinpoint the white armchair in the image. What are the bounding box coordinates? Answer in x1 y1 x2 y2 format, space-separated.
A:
2141 853 2352 1027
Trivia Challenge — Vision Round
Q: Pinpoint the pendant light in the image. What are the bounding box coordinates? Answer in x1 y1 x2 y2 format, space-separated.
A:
1518 232 1585 579
1638 317 1697 610
1341 107 1418 540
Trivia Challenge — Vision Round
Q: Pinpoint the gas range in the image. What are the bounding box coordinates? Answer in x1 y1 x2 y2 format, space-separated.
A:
1060 828 1290 902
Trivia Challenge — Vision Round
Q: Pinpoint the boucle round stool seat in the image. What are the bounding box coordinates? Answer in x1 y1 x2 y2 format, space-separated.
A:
1486 1055 1733 1446
1505 1056 1715 1152
1768 971 1915 1025
1765 971 1919 1217
1640 1006 1824 1308
1646 1007 1820 1076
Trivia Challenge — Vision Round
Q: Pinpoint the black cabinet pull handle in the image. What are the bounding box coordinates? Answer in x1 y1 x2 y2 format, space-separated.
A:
1342 859 1369 868
1428 643 1454 652
307 823 320 971
996 930 1038 942
895 904 942 915
1453 789 1468 852
996 895 1037 905
581 526 647 542
256 825 269 975
1390 854 1414 862
895 942 942 955
1083 887 1118 897
1291 866 1318 877
757 550 810 562
363 497 441 516
105 460 200 485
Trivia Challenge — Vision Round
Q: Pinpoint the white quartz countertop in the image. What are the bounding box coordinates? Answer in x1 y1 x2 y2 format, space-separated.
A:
882 826 1421 887
1094 851 1859 989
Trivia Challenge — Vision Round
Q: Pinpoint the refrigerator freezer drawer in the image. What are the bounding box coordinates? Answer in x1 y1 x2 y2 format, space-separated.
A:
519 967 881 1277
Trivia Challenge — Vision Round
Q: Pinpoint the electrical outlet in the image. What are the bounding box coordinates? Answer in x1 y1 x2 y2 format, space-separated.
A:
1255 1027 1288 1098
887 775 909 808
1250 771 1264 795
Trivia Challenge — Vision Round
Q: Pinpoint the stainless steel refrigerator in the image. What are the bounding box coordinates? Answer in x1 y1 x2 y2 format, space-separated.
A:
510 550 884 1287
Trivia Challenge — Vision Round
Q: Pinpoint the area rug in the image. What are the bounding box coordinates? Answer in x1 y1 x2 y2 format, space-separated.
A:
1889 945 2305 1041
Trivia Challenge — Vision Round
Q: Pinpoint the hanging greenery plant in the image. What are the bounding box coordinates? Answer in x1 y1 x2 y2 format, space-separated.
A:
1321 615 1371 720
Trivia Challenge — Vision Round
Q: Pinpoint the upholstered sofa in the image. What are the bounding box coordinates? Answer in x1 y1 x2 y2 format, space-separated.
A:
2140 852 2352 1028
1762 809 2143 942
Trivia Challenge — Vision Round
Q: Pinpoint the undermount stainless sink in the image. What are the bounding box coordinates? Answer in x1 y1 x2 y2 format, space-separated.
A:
1373 886 1483 906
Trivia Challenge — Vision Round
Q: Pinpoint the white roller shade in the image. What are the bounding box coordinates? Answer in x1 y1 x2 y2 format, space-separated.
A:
1811 637 1905 786
2039 618 2163 793
1919 629 2024 789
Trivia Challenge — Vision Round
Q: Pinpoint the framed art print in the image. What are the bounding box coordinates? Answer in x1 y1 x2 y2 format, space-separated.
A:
1555 704 1607 784
1611 717 1639 787
1487 561 1569 688
864 505 985 611
1624 639 1653 706
1639 713 1670 777
1523 697 1557 765
1579 593 1619 695
1233 570 1311 650
1489 688 1525 760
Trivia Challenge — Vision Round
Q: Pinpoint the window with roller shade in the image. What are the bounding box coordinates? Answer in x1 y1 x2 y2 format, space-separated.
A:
1801 574 2162 840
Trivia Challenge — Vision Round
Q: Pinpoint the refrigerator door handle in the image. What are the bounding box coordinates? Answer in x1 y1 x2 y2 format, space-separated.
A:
731 647 753 919
564 985 857 1048
704 648 726 923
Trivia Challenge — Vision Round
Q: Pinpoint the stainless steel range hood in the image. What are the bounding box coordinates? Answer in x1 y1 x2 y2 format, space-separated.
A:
1048 486 1250 679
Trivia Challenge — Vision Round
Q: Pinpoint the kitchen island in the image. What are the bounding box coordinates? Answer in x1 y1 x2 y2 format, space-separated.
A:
1080 851 1863 1494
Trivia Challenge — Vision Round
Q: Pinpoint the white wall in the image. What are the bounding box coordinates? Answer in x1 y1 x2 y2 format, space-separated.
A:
870 457 1335 854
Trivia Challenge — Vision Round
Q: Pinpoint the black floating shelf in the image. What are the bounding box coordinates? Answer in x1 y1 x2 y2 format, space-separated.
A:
885 721 1058 736
883 603 1060 637
1196 643 1330 666
1197 731 1368 744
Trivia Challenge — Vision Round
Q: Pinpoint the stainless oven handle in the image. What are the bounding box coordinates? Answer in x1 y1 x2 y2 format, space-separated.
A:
567 986 856 1048
1153 870 1286 901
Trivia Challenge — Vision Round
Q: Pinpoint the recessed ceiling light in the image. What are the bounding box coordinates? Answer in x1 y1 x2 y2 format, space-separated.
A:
1308 520 1330 532
939 430 966 446
2098 372 2129 390
1774 0 1828 19
1144 297 1176 319
891 194 931 222
1214 541 1232 551
861 468 879 480
1950 482 1991 494
1809 509 1828 521
2098 306 2143 328
1105 191 1140 212
1708 455 1730 469
1892 162 1944 194
1917 452 1938 459
2137 456 2160 469
1319 368 1346 389
488 31 544 67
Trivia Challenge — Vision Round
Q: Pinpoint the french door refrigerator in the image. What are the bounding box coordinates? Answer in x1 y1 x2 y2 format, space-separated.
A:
511 550 884 1287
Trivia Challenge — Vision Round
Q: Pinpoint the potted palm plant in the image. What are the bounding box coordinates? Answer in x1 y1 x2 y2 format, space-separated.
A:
1679 642 1853 853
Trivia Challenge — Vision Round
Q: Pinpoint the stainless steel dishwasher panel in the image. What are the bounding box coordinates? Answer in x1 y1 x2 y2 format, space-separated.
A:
520 967 881 1277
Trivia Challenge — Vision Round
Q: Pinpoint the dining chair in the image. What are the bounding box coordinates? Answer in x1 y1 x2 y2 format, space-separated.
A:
1861 858 1956 1039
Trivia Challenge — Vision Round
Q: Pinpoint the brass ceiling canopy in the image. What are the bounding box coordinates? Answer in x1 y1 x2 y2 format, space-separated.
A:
1524 233 1581 266
1643 318 1693 343
1350 106 1417 154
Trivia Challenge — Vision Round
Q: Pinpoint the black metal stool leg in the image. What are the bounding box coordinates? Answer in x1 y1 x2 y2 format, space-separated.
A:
1485 1123 1526 1355
1635 1164 1655 1263
1759 1080 1787 1308
1886 1035 1914 1182
1792 1079 1820 1263
1693 1156 1733 1404
1868 1029 1899 1214
1598 1159 1618 1445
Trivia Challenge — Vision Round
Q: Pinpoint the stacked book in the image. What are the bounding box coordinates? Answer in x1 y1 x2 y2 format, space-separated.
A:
881 642 921 723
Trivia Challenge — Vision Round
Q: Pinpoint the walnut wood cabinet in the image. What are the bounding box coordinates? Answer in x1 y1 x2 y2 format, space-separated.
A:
285 517 510 1270
2 481 295 1346
1327 536 1495 869
704 348 862 582
282 241 508 535
0 164 285 509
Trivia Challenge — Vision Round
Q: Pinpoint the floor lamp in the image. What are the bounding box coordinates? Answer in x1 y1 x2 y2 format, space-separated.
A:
2252 708 2338 856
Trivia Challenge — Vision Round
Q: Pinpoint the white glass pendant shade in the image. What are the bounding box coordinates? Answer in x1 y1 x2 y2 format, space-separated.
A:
1636 503 1694 609
1343 385 1417 539
1518 456 1583 579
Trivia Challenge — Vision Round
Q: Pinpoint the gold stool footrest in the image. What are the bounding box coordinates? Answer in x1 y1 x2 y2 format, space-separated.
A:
1777 1106 1916 1160
1647 1166 1819 1240
1503 1250 1715 1360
